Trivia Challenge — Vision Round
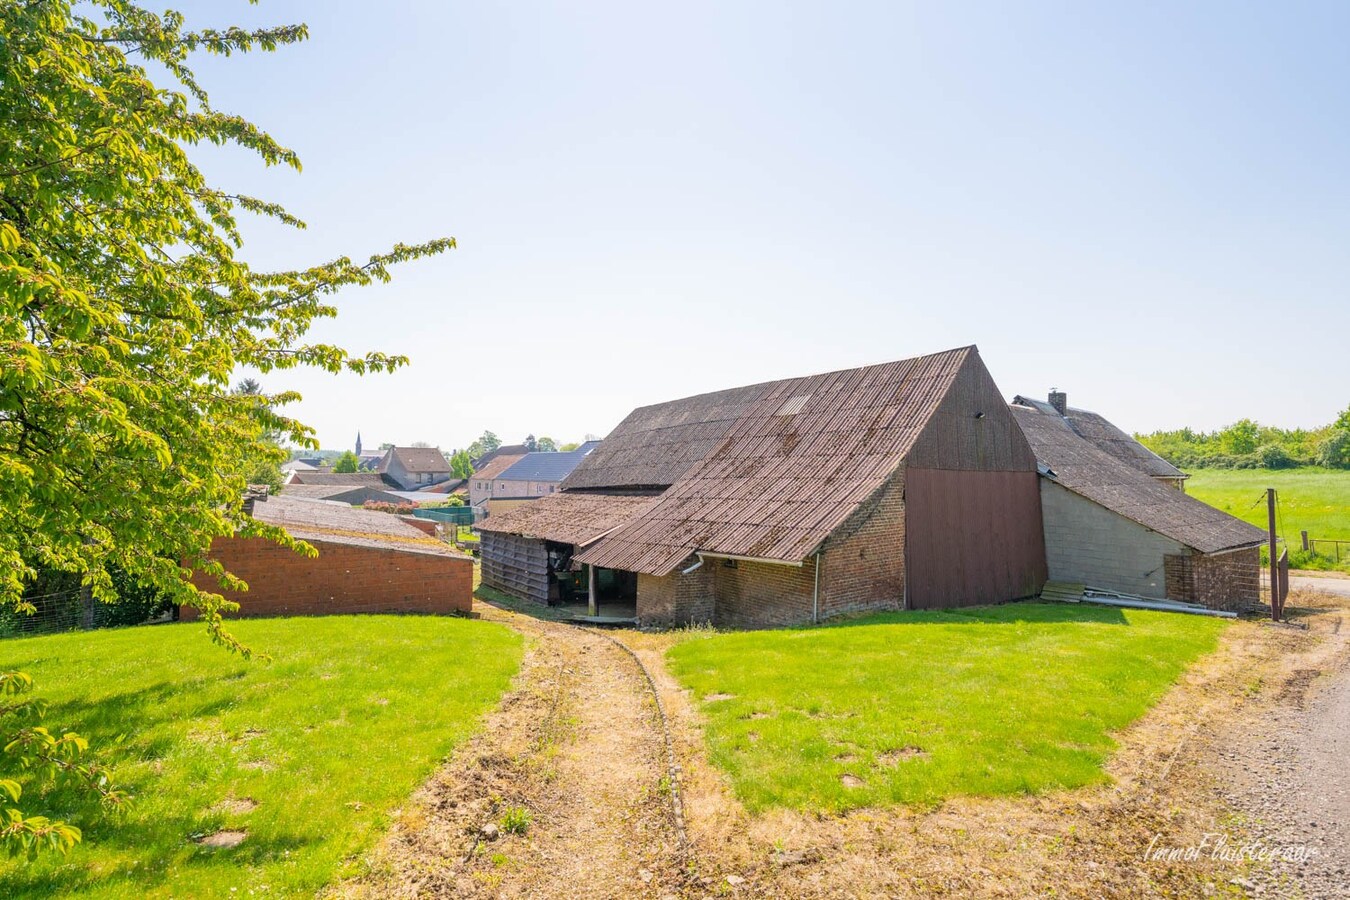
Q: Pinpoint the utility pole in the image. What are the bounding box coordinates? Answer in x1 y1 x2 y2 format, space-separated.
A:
1267 488 1281 621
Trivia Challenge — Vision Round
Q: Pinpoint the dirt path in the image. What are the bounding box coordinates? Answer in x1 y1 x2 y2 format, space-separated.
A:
1289 574 1350 599
1217 592 1350 899
333 601 684 899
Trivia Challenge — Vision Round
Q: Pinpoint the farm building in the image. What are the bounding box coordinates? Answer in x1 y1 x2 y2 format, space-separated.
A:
1013 392 1189 490
185 494 473 620
481 346 1048 627
1009 396 1265 611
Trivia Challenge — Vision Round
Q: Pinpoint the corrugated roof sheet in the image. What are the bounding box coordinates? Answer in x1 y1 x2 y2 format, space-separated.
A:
576 347 975 575
497 442 601 483
252 496 465 558
1009 403 1265 554
477 491 663 545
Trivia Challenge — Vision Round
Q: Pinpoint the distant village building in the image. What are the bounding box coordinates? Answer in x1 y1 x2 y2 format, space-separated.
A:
476 442 601 517
378 446 453 490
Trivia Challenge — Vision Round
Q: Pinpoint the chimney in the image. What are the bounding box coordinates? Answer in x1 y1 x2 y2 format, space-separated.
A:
1048 389 1067 416
242 484 271 516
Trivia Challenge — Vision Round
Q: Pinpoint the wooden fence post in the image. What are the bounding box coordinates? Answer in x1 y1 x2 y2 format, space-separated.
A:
1301 530 1309 552
1267 489 1280 620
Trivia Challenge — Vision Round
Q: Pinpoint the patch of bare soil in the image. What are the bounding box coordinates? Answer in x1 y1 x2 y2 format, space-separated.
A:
332 602 683 899
197 830 247 848
618 594 1350 898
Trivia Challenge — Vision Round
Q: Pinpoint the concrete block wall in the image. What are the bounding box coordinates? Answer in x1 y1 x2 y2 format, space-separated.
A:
1040 480 1185 599
185 536 473 620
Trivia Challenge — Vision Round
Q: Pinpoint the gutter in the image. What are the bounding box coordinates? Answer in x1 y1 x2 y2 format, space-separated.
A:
695 551 804 567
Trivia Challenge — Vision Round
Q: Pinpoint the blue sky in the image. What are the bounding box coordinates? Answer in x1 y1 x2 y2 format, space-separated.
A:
177 1 1349 451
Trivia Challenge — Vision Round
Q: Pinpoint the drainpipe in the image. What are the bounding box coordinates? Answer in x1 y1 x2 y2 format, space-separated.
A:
812 551 821 625
681 554 705 575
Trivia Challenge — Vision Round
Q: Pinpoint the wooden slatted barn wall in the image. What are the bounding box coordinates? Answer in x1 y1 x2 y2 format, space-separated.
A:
480 532 549 604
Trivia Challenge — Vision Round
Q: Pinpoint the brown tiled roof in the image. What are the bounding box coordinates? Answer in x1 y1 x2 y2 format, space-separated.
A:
576 346 976 575
1009 404 1264 554
252 496 465 558
1012 396 1186 480
472 443 529 468
477 491 663 545
385 447 451 473
472 453 526 482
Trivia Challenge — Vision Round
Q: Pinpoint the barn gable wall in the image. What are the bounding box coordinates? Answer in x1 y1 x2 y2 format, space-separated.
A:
907 352 1038 473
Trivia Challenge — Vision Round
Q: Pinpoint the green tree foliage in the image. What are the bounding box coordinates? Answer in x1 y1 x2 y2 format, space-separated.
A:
331 450 360 473
0 1 452 853
536 436 558 453
449 449 473 480
466 430 501 461
1137 407 1349 470
523 434 538 452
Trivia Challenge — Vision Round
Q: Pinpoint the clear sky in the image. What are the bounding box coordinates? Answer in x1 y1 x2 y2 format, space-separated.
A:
176 1 1350 452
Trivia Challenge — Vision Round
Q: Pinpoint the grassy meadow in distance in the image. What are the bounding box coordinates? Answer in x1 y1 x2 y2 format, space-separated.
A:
0 616 522 899
666 603 1226 813
1185 467 1350 547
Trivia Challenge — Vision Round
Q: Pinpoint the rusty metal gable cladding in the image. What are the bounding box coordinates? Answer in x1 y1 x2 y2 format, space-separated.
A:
576 347 985 576
1010 404 1265 554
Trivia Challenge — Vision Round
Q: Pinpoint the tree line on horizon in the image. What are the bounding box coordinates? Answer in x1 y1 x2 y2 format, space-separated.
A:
1135 405 1350 471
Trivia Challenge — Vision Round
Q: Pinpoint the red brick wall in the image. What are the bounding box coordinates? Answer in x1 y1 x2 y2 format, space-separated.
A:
818 471 906 618
183 536 473 620
707 557 817 628
398 515 439 537
637 565 715 628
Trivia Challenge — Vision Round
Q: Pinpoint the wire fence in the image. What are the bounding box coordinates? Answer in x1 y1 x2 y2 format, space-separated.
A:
1 571 174 640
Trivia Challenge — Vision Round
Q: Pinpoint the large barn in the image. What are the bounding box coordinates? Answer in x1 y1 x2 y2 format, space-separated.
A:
480 346 1048 627
1009 395 1265 611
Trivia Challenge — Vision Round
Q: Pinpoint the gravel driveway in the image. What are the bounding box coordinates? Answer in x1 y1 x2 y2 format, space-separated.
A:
1221 612 1350 898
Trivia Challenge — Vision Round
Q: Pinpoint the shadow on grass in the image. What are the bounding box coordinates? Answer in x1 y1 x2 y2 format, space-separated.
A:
0 675 302 898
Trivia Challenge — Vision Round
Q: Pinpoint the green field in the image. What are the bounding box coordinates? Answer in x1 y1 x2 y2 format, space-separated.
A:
1185 467 1350 553
0 616 522 899
666 603 1224 813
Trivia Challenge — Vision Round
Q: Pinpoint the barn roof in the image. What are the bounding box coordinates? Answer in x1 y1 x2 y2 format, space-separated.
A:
1009 403 1264 554
574 346 981 576
477 491 663 546
251 496 464 558
1011 395 1185 480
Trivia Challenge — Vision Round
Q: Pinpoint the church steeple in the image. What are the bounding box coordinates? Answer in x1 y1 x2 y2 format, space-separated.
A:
355 431 362 457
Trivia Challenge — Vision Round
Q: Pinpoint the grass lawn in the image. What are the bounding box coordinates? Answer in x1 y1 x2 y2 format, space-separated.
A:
1185 467 1350 543
0 616 522 899
666 602 1225 813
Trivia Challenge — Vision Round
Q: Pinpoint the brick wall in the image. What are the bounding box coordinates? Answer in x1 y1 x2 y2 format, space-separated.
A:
818 471 906 618
634 473 906 629
637 564 714 628
398 515 439 536
1166 547 1261 613
1041 480 1185 599
183 536 473 620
